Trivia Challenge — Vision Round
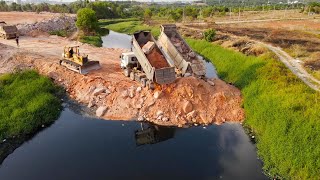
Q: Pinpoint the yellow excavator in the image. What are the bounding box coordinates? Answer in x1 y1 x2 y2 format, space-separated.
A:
59 46 101 74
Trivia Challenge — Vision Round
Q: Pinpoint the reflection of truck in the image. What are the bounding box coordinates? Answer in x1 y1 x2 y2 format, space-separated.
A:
158 24 206 77
0 22 18 39
120 31 176 89
135 123 175 146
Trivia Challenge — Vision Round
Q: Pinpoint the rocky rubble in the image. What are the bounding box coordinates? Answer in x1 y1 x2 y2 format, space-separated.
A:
17 15 76 35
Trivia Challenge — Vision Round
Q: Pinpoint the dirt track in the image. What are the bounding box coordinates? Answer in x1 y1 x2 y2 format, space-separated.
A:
0 34 245 126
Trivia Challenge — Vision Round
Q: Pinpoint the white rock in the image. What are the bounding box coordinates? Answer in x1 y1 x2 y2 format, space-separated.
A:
162 117 169 122
137 116 144 121
128 87 135 98
183 101 193 113
87 100 95 108
156 110 164 117
153 91 162 99
187 110 197 118
93 87 106 96
136 87 142 93
207 80 215 86
96 106 108 117
157 115 163 120
184 73 192 77
121 90 129 98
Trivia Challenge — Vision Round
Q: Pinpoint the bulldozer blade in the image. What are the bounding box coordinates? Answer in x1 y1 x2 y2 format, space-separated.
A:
79 61 101 74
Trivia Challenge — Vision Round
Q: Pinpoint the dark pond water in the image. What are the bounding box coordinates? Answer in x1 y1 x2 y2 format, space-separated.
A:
102 30 132 49
0 107 266 180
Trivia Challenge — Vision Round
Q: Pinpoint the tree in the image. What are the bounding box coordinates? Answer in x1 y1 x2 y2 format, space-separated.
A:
144 8 152 21
76 8 98 35
204 29 216 42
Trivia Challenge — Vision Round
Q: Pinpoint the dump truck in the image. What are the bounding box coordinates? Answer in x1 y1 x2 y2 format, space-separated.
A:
59 46 101 74
0 22 18 39
120 31 176 89
158 24 206 78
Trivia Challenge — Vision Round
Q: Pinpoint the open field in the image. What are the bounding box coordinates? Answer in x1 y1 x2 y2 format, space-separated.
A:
205 9 320 22
0 12 74 24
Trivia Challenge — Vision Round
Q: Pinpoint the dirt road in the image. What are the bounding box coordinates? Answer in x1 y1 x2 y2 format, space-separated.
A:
259 42 320 91
0 34 245 126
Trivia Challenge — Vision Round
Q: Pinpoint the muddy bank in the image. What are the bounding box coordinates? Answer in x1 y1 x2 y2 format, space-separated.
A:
0 41 244 127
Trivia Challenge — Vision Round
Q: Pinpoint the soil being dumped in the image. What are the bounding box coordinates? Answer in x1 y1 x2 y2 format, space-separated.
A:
0 37 244 127
146 48 169 69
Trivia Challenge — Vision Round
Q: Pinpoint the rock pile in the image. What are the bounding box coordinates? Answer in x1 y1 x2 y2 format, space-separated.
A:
17 15 76 35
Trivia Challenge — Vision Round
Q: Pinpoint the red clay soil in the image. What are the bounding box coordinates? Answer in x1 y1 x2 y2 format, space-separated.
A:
146 48 169 69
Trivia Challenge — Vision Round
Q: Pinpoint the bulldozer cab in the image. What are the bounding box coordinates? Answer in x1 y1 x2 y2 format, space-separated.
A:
63 46 88 65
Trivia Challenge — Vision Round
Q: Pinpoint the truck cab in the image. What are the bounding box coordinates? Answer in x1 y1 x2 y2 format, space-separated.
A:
120 52 138 69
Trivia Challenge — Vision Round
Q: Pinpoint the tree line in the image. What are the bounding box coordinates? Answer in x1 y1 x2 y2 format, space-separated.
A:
0 0 319 21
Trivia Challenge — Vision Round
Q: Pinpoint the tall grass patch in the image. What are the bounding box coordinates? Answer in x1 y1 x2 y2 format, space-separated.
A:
104 20 160 37
0 71 61 141
187 39 320 179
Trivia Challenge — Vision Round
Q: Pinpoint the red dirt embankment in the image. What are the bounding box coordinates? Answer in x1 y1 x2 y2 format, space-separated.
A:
0 37 244 127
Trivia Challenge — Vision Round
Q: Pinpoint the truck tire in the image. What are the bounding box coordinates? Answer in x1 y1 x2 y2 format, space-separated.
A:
140 78 147 88
147 81 155 90
130 72 135 81
123 68 130 77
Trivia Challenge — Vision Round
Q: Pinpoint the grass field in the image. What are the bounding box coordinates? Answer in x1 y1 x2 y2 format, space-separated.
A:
187 39 320 179
0 71 62 141
103 20 160 37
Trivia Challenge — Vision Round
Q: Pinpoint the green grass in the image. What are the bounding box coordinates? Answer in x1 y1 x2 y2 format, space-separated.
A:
103 20 160 37
79 35 103 47
187 39 320 179
0 71 62 141
98 18 140 26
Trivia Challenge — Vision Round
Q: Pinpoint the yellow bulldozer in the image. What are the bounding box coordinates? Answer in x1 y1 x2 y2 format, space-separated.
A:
59 46 101 74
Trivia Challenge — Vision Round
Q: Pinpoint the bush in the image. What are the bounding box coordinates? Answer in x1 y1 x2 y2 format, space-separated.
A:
204 29 216 42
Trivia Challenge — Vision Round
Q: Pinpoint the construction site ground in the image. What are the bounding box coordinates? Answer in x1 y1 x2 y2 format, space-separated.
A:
0 12 73 24
0 33 245 127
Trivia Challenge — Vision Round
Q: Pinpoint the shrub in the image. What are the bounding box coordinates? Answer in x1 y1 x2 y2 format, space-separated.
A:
204 29 216 42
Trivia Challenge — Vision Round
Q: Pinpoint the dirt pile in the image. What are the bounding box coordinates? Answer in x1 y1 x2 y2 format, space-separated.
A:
1 44 244 127
146 48 169 69
17 15 76 35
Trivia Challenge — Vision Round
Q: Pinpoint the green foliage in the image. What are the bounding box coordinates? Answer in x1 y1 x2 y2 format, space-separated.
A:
76 8 99 35
187 39 320 179
0 71 61 141
144 8 153 21
79 35 103 47
204 29 216 42
104 20 160 37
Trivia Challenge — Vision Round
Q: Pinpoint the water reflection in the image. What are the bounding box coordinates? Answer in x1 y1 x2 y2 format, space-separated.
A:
102 30 132 49
135 123 175 146
0 108 266 180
